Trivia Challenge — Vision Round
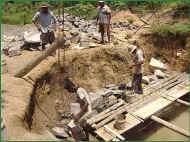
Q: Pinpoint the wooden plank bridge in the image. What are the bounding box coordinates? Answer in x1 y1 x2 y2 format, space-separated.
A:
86 72 189 141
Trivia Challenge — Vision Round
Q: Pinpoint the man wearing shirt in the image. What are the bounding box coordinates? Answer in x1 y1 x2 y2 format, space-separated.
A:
96 1 111 44
129 41 144 94
68 87 91 141
32 3 57 50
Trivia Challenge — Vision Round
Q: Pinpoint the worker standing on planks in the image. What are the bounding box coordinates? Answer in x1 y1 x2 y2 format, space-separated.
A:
96 1 111 44
129 40 144 94
32 3 57 50
68 87 91 141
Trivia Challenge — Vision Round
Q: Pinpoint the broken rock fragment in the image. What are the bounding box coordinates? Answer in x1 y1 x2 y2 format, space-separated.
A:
24 31 41 44
154 69 165 79
149 58 167 70
142 76 150 84
51 127 69 138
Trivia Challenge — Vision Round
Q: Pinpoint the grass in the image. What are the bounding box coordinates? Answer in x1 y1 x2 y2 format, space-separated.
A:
2 1 190 25
65 2 97 20
150 23 190 37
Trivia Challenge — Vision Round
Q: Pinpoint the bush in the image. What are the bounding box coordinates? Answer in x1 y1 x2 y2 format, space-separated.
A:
65 3 97 20
165 1 190 18
150 23 190 37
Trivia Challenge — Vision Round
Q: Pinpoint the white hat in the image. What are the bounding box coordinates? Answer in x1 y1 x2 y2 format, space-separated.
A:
98 1 105 3
128 44 137 54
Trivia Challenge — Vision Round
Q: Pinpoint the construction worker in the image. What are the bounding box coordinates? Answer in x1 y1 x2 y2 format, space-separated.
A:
129 40 144 94
68 87 91 141
32 3 57 50
96 1 111 44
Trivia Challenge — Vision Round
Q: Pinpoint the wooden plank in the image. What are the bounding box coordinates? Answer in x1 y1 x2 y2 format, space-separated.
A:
151 115 190 137
134 85 189 120
96 113 141 141
87 100 125 125
95 77 187 129
134 97 172 119
104 125 125 140
167 87 189 99
176 99 190 107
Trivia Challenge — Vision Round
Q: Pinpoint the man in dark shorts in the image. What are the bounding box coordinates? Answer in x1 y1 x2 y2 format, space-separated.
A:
96 1 111 44
32 3 57 50
129 40 144 94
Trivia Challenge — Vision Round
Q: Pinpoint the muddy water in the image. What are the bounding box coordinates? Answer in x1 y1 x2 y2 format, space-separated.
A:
128 102 189 140
145 109 189 140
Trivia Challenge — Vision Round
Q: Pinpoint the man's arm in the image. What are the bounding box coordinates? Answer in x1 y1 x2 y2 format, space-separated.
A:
107 13 111 24
130 50 144 68
32 12 41 31
73 99 88 121
106 6 111 24
130 60 144 68
50 11 57 24
96 7 100 25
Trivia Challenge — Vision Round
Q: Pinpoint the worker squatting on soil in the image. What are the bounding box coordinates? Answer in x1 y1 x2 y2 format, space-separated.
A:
96 1 111 44
129 40 144 94
68 87 92 141
32 3 57 50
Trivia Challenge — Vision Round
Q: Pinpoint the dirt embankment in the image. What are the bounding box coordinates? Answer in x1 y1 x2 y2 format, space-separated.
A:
140 35 189 72
31 47 134 132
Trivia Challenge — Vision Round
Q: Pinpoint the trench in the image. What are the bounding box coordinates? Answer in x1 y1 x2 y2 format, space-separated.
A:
23 46 189 140
23 47 133 139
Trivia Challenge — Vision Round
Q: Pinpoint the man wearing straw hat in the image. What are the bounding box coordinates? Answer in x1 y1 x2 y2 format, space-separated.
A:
32 3 57 50
128 40 144 94
96 1 111 44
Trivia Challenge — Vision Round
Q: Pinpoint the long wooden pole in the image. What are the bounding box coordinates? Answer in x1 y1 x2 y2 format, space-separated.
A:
104 125 125 140
176 99 190 107
14 39 64 78
151 115 190 137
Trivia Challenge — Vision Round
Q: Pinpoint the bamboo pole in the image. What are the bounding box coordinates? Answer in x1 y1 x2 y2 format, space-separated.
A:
104 125 125 140
151 115 190 137
176 99 190 107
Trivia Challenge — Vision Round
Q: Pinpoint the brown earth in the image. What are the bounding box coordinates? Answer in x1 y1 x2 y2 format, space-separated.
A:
2 10 189 140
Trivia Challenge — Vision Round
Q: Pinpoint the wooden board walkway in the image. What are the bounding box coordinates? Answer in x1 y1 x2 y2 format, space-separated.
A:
92 72 189 141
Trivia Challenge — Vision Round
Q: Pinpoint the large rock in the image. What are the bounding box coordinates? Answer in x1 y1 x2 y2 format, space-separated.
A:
51 127 69 138
8 46 22 57
24 31 41 43
142 76 151 84
154 69 165 78
64 40 71 47
149 58 167 70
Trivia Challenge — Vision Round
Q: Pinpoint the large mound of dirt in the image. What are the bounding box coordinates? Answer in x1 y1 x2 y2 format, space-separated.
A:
112 10 143 26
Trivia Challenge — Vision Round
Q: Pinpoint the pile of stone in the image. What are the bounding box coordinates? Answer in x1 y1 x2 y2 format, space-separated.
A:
56 14 99 49
2 59 8 74
112 21 139 30
3 35 23 57
142 57 168 84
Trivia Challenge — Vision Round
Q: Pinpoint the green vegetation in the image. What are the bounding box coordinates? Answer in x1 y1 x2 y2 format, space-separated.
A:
2 1 190 25
151 23 190 37
65 2 97 20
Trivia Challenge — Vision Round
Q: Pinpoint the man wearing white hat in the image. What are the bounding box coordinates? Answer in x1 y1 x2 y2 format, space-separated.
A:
32 3 57 50
96 1 111 44
129 40 144 94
